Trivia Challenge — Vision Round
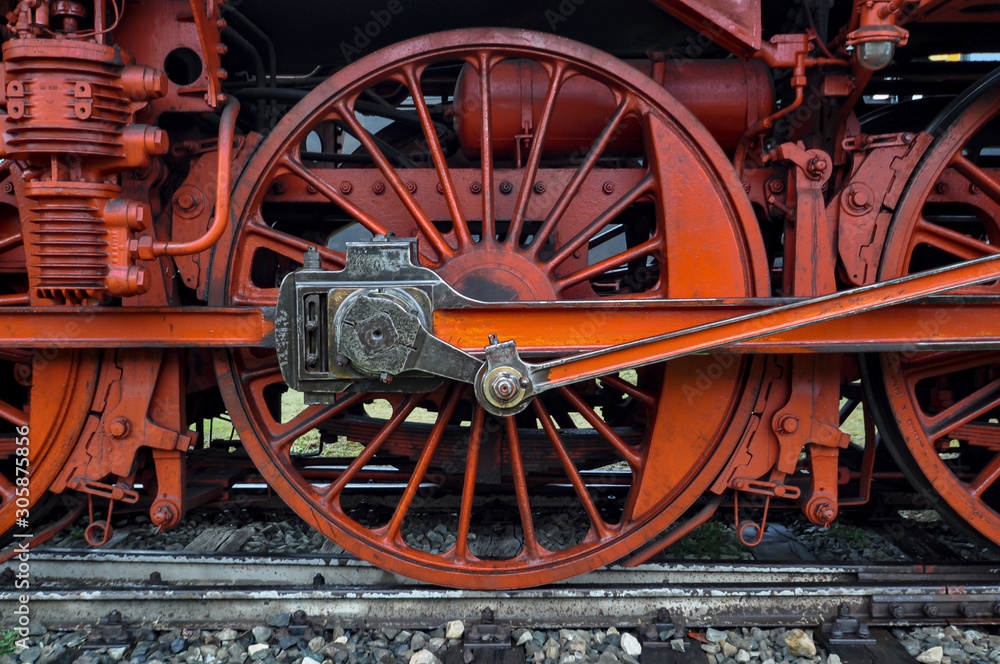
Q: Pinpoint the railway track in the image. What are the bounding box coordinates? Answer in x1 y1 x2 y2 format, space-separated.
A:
4 549 999 631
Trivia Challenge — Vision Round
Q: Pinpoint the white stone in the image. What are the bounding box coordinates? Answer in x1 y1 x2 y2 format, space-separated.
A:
409 649 442 664
606 627 619 635
334 636 348 645
735 651 751 664
516 631 533 647
302 658 321 664
706 628 728 643
106 648 127 662
445 621 465 639
827 655 843 664
247 644 269 661
619 633 642 657
916 646 944 664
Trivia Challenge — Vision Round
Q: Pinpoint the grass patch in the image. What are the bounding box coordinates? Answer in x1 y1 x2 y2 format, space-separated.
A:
668 519 749 559
0 630 20 656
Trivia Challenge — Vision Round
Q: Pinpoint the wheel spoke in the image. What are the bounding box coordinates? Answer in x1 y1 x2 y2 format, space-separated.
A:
924 377 1000 440
402 64 472 248
384 385 462 542
0 398 28 428
454 405 485 561
532 398 610 538
951 154 1000 207
0 475 14 503
333 100 455 260
912 217 999 261
274 392 368 455
248 219 346 268
557 385 642 467
555 235 661 291
545 173 655 269
507 62 567 246
282 154 392 238
969 452 1000 497
505 416 541 558
530 99 631 257
323 394 421 504
598 374 657 408
477 52 497 244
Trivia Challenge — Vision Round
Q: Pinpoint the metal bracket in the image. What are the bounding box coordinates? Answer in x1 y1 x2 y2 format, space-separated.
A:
445 609 524 664
84 611 132 649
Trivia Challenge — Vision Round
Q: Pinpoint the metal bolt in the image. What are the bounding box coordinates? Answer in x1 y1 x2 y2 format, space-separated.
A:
148 571 162 584
470 181 482 194
992 602 1000 616
108 417 130 439
216 68 228 81
336 354 349 366
519 376 530 387
960 602 975 618
481 608 495 624
341 181 353 195
436 182 445 194
923 603 939 617
2 182 12 194
490 371 521 403
857 623 870 639
815 502 836 524
306 184 318 195
380 372 393 384
837 603 850 618
935 181 949 195
305 353 318 367
778 414 799 434
176 192 197 211
500 181 513 195
970 184 981 195
305 320 318 332
215 42 228 55
848 189 870 209
889 602 905 619
406 181 417 194
272 181 288 195
656 607 670 623
602 181 615 195
372 182 385 195
534 181 546 194
767 178 785 194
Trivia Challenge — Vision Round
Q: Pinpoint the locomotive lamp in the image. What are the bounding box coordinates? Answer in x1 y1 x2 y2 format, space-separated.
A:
846 1 909 71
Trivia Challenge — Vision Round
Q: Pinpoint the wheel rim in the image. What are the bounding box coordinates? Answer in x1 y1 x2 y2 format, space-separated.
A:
0 184 99 534
212 28 769 587
873 68 1000 545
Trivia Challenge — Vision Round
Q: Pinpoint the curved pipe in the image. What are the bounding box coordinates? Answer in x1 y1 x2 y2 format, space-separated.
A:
142 98 240 258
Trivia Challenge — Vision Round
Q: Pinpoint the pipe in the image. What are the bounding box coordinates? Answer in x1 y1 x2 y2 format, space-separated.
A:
136 98 240 258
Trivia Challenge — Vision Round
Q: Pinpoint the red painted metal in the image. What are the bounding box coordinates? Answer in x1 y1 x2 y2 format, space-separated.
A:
0 37 168 303
3 0 1000 588
453 59 773 155
212 28 768 588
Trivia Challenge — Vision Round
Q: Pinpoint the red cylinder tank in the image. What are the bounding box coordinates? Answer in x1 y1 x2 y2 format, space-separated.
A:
453 58 774 158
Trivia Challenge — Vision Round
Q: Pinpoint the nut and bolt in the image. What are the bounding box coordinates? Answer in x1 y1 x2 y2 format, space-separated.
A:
372 181 385 195
814 502 836 524
778 414 799 434
848 189 870 209
176 192 198 211
405 181 418 194
470 181 483 194
340 181 353 195
306 184 318 195
499 181 513 195
272 181 288 195
489 371 522 403
923 603 939 617
305 353 319 367
889 603 905 619
935 181 949 195
533 181 546 194
970 184 981 195
602 181 615 195
766 178 785 194
436 182 445 194
108 417 131 439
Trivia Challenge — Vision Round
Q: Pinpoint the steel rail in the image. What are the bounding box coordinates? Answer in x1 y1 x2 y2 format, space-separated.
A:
4 551 999 630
